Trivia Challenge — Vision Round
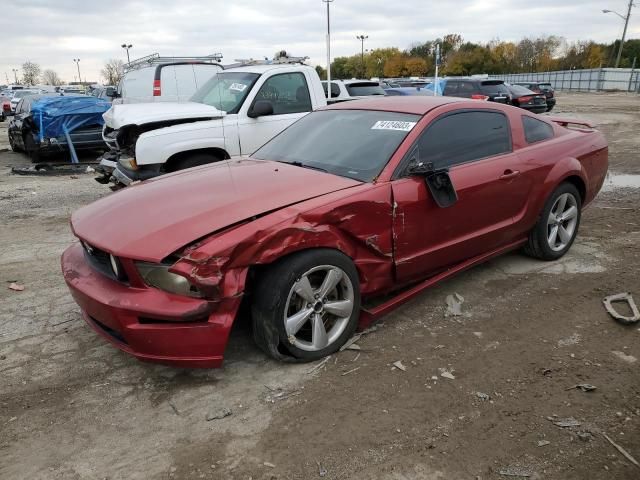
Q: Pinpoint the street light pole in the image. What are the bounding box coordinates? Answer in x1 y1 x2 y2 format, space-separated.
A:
73 59 82 84
121 43 133 63
12 69 18 84
356 34 368 78
322 0 334 99
603 1 636 68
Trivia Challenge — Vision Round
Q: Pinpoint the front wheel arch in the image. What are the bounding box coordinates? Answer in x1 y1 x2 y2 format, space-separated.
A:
162 148 230 172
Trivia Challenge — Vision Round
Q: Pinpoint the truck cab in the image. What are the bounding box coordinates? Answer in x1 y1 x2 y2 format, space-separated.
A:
97 54 327 187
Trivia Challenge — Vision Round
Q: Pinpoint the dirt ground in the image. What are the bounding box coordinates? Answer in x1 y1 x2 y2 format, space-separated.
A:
0 92 639 480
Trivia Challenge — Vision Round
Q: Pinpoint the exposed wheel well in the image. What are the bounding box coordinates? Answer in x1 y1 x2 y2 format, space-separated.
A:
163 148 230 172
562 175 586 203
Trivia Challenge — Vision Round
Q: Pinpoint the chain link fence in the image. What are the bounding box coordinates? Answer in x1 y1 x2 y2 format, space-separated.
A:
489 68 640 93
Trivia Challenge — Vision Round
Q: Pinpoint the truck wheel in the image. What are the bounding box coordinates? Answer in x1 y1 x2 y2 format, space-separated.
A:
252 249 361 362
24 134 41 162
167 153 221 172
524 182 581 261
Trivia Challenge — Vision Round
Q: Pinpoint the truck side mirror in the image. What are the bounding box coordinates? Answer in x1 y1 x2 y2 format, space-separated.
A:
248 100 274 118
106 87 117 98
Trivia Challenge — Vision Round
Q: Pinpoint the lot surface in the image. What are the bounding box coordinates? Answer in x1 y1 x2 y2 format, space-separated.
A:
1 92 639 480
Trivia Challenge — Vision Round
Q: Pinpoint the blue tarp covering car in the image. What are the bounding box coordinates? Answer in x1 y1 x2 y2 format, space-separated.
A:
30 96 111 141
8 95 110 163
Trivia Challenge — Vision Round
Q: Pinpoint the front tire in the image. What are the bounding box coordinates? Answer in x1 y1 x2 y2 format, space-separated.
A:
524 182 581 260
252 249 361 362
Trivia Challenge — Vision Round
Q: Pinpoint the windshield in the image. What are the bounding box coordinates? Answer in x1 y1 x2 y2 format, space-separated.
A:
480 82 509 95
538 83 553 92
509 85 535 95
14 90 38 99
252 110 420 182
345 83 386 96
190 72 260 113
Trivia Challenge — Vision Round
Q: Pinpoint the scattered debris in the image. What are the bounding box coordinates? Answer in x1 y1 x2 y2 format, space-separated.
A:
85 165 96 173
542 368 553 376
340 335 362 351
352 352 360 362
602 432 640 469
206 407 232 421
317 461 327 477
472 331 483 338
393 361 406 372
557 333 581 347
475 392 490 401
603 292 640 325
341 367 360 376
612 351 638 364
345 343 361 351
263 462 276 468
440 371 455 380
577 431 592 442
445 293 464 317
168 401 179 416
537 440 551 447
265 388 302 403
498 465 533 477
8 283 24 292
548 416 581 428
307 356 332 375
566 383 597 392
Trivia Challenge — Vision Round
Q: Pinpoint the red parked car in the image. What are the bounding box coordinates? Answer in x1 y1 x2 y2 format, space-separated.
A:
62 97 608 368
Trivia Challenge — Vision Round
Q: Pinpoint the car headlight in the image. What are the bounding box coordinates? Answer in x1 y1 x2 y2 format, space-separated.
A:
118 156 138 170
136 262 202 298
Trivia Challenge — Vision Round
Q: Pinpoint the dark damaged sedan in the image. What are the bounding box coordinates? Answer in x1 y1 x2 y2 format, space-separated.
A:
62 97 608 368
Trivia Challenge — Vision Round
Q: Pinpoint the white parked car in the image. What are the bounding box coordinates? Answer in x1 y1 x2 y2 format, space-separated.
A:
321 79 386 101
110 54 223 104
9 89 42 112
95 54 329 187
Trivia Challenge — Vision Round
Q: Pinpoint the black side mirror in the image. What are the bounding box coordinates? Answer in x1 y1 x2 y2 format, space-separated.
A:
248 100 274 118
408 159 458 208
105 87 117 98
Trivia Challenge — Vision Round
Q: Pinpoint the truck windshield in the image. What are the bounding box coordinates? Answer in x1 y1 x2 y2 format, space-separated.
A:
190 72 260 114
252 110 420 182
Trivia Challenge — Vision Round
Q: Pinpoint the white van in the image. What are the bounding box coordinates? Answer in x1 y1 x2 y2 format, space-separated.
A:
113 54 223 104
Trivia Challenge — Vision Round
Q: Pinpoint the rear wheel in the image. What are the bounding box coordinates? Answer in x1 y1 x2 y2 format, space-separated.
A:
166 153 221 172
252 249 361 362
524 183 581 260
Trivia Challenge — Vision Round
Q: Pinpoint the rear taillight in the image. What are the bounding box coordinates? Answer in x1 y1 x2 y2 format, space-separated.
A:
471 94 489 101
2 102 9 111
518 96 533 103
153 79 161 96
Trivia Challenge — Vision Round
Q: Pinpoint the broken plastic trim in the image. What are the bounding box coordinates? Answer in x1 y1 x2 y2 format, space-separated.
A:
603 292 640 325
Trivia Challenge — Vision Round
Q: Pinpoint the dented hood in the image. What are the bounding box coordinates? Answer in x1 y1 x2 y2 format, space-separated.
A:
103 101 225 129
71 159 362 262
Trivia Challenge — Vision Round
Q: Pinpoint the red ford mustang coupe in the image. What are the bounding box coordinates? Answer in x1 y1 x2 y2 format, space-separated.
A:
62 97 608 368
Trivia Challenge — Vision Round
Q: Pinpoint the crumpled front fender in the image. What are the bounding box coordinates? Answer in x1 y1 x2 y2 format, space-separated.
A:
170 184 395 302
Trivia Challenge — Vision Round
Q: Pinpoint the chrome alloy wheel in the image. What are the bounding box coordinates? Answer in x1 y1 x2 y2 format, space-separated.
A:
547 192 578 251
284 265 355 352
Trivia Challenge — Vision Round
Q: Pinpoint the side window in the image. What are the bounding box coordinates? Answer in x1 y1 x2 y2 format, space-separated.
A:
322 82 340 98
254 73 312 115
160 66 179 98
417 111 512 169
15 99 24 114
443 81 458 96
172 65 197 98
457 82 476 96
522 116 554 144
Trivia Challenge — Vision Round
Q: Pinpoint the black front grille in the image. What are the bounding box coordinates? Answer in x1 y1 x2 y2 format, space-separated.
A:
82 242 128 282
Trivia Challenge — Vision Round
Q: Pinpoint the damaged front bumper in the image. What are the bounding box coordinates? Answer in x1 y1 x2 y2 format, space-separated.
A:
112 162 162 186
61 242 243 368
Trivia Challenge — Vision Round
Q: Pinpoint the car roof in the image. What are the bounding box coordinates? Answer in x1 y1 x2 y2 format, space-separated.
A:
224 64 314 74
325 96 469 115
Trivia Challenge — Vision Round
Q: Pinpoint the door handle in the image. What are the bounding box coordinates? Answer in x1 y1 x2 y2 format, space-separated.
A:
500 169 520 180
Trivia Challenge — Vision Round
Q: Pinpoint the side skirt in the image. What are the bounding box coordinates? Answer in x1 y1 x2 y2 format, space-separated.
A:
358 238 527 329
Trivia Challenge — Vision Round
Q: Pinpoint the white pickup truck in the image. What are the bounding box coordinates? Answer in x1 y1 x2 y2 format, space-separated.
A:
95 57 329 187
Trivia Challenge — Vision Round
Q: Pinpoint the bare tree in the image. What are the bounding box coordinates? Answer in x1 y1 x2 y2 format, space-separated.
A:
41 69 62 86
22 61 41 86
101 59 124 85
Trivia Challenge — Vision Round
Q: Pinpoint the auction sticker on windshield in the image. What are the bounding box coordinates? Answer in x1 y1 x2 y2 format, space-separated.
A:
229 83 248 92
371 120 417 131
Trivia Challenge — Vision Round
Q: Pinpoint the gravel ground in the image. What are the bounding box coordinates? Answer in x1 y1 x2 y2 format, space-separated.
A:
0 92 639 480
